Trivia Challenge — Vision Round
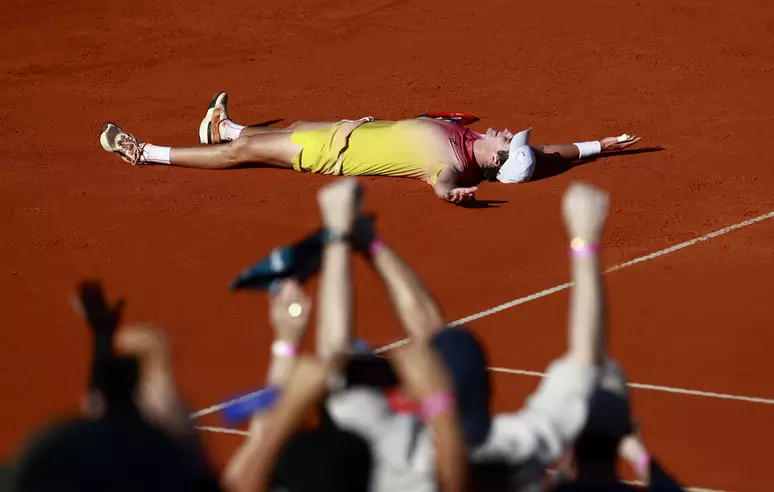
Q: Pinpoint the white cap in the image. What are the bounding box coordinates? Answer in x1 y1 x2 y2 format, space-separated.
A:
496 128 535 184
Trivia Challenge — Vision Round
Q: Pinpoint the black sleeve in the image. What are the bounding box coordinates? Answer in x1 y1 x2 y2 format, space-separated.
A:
647 458 686 491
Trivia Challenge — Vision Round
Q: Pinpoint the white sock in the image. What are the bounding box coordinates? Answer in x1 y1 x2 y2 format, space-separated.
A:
140 143 171 164
220 120 246 141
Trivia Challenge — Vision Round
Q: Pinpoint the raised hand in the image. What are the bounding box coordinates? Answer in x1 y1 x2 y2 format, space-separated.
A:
114 324 192 440
317 177 363 234
562 182 610 244
72 279 126 410
114 324 171 371
72 280 124 338
269 279 312 344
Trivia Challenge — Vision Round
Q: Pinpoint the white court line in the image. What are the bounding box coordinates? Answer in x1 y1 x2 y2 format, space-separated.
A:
195 425 250 436
190 392 269 419
622 484 723 492
545 470 725 492
490 367 774 405
624 484 724 492
189 210 774 420
548 472 725 492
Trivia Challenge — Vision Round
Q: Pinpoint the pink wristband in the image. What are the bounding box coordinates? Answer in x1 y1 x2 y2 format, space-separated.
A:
420 392 455 421
569 237 600 258
634 453 651 476
271 340 298 358
368 237 387 257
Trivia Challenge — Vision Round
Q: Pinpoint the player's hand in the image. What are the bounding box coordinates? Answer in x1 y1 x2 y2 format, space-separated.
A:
600 134 642 152
317 178 362 234
269 279 311 344
444 186 477 204
562 182 609 243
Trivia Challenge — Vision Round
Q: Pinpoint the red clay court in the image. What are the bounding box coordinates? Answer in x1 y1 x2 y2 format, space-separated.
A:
2 0 773 490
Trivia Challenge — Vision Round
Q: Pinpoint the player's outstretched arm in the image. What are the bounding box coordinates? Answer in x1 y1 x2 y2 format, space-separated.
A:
537 134 642 161
354 217 445 342
562 182 610 365
433 167 477 203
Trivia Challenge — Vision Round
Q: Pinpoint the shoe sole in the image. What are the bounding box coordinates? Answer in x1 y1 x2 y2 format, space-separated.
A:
198 92 228 145
99 122 117 152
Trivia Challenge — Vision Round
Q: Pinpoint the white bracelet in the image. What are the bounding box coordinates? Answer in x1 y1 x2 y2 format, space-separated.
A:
574 141 602 159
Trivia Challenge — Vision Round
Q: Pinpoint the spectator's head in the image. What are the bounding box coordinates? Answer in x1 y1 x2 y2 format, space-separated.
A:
430 327 492 447
12 409 220 492
269 426 373 492
573 359 633 473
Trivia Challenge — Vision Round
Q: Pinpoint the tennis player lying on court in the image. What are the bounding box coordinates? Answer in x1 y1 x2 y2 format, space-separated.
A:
99 92 642 203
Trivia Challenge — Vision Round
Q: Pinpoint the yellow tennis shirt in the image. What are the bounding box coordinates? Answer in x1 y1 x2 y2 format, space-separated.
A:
290 118 483 187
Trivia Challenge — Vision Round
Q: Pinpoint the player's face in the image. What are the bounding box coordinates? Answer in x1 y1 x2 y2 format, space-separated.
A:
481 128 513 168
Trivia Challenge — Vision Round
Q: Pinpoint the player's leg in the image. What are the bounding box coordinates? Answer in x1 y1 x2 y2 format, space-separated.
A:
239 119 375 138
171 133 300 169
238 121 339 138
100 122 300 170
198 92 340 143
199 91 372 143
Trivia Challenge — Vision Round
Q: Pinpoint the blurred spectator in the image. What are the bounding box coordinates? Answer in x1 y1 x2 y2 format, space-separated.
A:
550 360 685 491
224 178 466 492
309 180 611 491
11 323 220 492
460 183 612 490
222 278 374 492
7 178 691 492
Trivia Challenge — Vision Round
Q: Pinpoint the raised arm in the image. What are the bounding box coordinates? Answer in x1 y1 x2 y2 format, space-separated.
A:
562 182 609 365
472 182 612 470
354 217 444 342
265 280 312 386
315 178 362 360
390 342 467 492
222 280 312 491
433 166 477 204
223 357 344 492
113 326 194 441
